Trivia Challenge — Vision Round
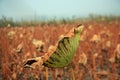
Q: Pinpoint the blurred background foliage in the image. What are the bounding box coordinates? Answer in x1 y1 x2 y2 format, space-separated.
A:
0 15 120 27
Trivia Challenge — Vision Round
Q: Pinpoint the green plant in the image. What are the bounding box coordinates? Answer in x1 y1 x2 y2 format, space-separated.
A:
24 25 84 80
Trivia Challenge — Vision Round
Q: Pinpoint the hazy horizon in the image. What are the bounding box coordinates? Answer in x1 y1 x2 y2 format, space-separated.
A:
0 0 120 21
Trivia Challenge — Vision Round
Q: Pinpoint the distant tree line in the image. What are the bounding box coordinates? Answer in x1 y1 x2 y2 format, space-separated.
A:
0 15 120 27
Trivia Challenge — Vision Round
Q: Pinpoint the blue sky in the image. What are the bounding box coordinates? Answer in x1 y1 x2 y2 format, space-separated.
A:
0 0 120 20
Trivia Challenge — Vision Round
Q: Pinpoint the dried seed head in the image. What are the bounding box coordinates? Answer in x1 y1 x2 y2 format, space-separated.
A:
78 52 87 65
8 31 16 39
32 39 45 52
90 34 101 43
16 43 23 53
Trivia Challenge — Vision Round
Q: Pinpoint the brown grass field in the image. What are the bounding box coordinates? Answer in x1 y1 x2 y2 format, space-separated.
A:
0 21 120 80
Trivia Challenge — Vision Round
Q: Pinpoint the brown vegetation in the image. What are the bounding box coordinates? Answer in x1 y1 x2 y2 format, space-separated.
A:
0 21 120 80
